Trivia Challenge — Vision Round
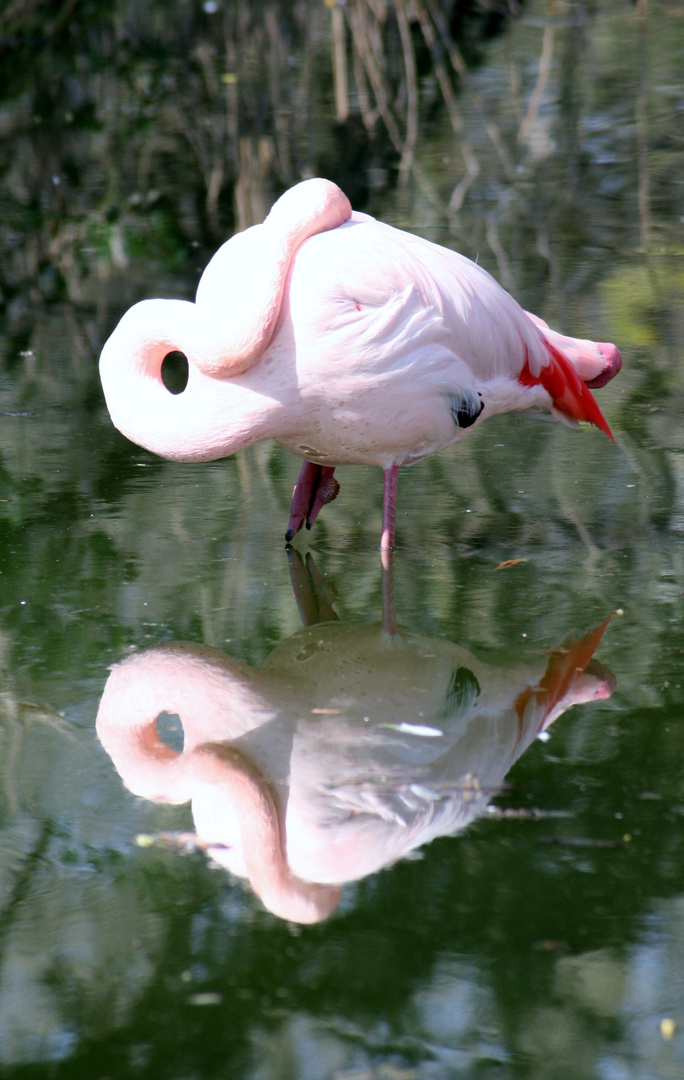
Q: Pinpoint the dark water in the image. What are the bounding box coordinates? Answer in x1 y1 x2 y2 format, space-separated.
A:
1 0 684 1077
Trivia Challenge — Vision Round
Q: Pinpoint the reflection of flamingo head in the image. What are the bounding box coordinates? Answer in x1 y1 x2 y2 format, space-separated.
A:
96 646 342 924
96 644 265 802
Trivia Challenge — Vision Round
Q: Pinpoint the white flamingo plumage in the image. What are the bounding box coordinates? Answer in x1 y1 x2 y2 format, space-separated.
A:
99 179 622 548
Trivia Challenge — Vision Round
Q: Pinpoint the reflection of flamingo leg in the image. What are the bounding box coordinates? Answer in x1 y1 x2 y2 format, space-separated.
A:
286 548 339 626
288 543 397 635
380 547 397 636
286 462 340 541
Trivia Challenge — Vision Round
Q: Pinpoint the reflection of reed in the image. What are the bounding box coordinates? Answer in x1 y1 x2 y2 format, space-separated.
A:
0 631 76 816
635 0 651 253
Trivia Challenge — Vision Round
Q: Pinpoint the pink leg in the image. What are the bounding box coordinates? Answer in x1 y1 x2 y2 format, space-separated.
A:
380 465 399 551
286 462 339 542
307 467 340 528
286 461 318 541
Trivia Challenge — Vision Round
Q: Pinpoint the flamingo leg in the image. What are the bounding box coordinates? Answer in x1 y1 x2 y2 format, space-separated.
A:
380 465 399 551
285 462 339 542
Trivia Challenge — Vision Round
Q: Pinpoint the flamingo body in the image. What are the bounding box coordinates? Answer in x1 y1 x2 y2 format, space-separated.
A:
99 179 621 546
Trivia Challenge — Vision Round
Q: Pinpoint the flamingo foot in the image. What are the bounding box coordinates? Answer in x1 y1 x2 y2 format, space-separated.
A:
285 462 340 541
380 465 399 551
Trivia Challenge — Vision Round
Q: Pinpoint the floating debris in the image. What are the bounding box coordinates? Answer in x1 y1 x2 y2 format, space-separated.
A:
134 831 227 854
187 992 223 1007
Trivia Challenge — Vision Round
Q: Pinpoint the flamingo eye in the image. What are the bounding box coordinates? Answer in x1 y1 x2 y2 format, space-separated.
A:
161 351 189 394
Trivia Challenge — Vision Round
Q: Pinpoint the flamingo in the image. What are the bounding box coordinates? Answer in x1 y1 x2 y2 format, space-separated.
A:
99 178 622 549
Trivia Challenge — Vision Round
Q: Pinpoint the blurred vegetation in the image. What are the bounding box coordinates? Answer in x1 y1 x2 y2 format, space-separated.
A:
0 0 519 358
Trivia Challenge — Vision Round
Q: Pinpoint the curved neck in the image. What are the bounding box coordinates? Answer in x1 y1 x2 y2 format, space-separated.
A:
190 743 342 923
95 645 271 802
193 178 351 376
99 298 284 461
99 179 351 458
96 646 341 923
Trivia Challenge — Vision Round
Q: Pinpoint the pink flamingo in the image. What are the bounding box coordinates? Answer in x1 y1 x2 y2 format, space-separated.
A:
99 179 622 548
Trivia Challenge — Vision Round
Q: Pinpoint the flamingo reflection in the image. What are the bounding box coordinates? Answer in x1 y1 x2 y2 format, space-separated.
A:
96 555 614 923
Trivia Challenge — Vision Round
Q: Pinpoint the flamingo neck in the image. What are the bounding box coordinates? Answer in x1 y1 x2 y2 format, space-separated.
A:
99 298 284 461
193 178 352 376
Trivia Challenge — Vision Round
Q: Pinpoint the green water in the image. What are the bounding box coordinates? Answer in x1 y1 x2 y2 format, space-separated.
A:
1 0 684 1076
